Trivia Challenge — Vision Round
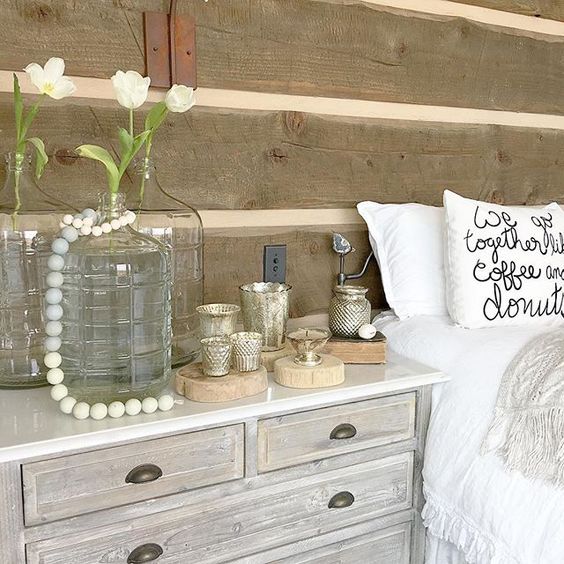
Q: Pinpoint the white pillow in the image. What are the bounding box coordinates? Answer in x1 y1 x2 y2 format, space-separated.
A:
357 201 447 319
444 190 564 329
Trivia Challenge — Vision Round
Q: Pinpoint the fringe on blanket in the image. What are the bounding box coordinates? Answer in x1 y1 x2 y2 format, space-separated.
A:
422 488 519 564
481 329 564 488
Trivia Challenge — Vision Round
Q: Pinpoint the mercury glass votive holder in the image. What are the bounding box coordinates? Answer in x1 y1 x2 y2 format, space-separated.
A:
239 282 292 352
196 303 241 339
201 336 232 377
230 332 263 372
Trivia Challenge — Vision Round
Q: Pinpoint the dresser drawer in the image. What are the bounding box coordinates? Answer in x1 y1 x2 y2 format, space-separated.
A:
22 424 244 525
274 521 412 564
258 393 416 472
26 453 413 564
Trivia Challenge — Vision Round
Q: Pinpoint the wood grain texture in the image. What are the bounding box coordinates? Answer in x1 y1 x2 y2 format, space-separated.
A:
257 393 416 472
22 425 244 525
26 454 413 564
24 437 417 544
3 1 564 113
411 385 433 564
274 521 411 564
204 224 383 317
175 363 268 402
0 462 26 564
1 100 563 211
452 0 564 21
274 354 345 389
240 517 413 564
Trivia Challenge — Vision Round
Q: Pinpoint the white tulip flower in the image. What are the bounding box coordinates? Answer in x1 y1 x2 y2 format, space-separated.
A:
24 57 76 100
165 84 195 113
111 70 151 110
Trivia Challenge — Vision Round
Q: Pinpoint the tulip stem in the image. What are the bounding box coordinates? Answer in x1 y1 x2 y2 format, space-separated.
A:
129 108 134 137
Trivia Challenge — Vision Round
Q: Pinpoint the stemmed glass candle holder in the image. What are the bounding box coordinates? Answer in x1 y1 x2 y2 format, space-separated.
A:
230 332 263 372
196 304 240 339
201 336 232 377
287 327 332 367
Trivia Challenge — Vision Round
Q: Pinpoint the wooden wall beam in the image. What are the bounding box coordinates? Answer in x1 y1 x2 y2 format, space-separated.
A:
0 101 563 211
5 72 564 131
445 0 564 22
204 225 383 317
3 1 564 114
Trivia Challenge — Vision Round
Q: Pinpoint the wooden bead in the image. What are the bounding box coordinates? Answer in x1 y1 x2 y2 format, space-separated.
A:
158 395 174 411
50 384 68 401
90 403 108 420
59 396 77 414
46 367 64 385
125 398 142 416
72 402 90 420
44 351 62 368
108 401 126 418
141 397 158 414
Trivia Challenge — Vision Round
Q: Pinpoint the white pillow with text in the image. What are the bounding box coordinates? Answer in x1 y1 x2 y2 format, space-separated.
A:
444 190 564 328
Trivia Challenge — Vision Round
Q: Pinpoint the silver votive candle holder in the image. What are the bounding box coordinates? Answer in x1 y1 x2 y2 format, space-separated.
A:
239 282 292 352
201 336 232 377
230 332 263 372
196 303 241 339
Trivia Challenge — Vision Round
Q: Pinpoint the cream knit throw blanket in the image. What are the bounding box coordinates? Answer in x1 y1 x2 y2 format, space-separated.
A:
482 329 564 487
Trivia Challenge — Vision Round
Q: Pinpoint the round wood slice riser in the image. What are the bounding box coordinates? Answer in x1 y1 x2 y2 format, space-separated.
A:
273 354 345 389
261 342 294 372
175 364 268 403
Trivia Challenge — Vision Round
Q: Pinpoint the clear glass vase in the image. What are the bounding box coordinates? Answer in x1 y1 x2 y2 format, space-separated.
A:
127 158 203 367
61 192 172 403
0 152 67 388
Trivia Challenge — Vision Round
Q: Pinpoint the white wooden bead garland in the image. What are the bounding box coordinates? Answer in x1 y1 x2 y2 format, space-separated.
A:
44 208 175 420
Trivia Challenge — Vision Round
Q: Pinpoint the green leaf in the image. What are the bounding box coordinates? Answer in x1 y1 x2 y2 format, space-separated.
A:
118 127 133 158
118 130 150 178
13 74 24 151
19 101 40 151
26 137 48 179
144 102 168 132
76 144 120 193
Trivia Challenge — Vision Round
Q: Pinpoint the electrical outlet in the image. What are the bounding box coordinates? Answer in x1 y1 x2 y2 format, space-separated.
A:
263 244 287 283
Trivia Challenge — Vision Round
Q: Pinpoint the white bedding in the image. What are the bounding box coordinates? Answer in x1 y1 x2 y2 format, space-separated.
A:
373 314 564 564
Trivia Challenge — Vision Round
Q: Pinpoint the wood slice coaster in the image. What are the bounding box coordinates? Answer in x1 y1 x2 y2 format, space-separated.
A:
273 354 345 389
261 342 294 372
175 363 268 403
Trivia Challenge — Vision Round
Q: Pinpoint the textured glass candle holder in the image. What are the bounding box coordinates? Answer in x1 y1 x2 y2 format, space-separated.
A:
230 332 263 372
329 285 371 338
287 327 332 367
201 336 232 377
196 304 240 339
239 282 292 352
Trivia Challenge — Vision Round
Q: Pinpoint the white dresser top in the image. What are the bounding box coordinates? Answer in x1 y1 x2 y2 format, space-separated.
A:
0 353 446 463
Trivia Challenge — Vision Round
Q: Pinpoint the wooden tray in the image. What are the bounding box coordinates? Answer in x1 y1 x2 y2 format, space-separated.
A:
323 332 386 364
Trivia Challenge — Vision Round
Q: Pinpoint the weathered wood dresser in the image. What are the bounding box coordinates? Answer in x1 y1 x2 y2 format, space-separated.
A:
0 354 445 563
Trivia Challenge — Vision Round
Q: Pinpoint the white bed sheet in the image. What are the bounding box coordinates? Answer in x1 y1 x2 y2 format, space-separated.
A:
373 314 564 564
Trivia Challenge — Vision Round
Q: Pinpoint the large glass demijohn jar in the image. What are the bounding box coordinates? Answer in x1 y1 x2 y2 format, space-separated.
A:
0 152 67 388
61 192 172 404
127 158 203 367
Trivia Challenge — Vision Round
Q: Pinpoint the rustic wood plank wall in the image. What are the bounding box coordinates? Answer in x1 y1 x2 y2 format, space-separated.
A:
1 0 563 315
451 0 564 21
2 0 564 114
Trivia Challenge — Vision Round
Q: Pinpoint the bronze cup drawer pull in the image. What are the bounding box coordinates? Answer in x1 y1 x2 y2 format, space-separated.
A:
328 491 355 509
127 543 164 563
329 423 357 440
125 464 163 485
